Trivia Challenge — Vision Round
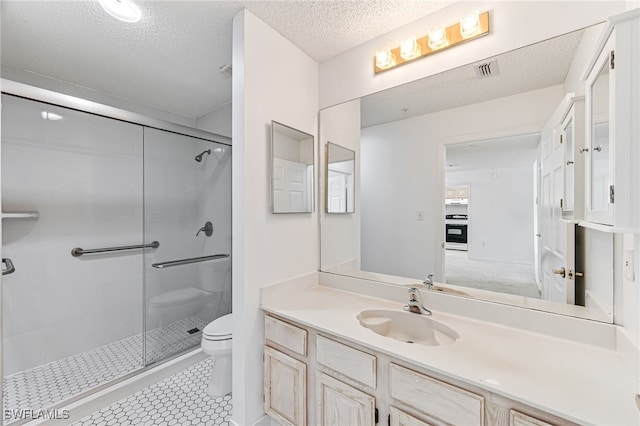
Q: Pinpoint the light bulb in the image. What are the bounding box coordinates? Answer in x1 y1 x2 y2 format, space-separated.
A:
400 37 421 61
428 26 448 50
460 11 481 39
375 49 396 69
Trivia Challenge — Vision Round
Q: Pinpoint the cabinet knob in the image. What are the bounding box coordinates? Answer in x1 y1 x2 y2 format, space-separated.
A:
579 147 589 154
566 161 574 165
593 145 603 152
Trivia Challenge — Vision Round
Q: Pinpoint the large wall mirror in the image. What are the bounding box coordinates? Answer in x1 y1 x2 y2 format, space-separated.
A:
319 23 616 322
271 121 315 213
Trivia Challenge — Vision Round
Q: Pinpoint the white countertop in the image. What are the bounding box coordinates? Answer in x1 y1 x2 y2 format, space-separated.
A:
262 284 639 426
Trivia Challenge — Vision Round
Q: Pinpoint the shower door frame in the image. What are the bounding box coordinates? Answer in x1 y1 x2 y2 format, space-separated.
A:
0 79 231 422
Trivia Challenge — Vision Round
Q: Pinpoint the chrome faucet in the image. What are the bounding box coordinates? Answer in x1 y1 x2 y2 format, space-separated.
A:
404 287 432 316
423 274 434 290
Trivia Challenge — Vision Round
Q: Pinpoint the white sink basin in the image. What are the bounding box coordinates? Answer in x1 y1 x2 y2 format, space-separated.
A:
357 309 459 346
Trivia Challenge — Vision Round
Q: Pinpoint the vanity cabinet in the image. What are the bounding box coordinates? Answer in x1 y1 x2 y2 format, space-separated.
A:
583 10 640 229
316 372 376 426
263 313 577 426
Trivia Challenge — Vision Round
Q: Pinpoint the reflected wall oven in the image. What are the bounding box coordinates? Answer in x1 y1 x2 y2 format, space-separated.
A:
445 214 468 250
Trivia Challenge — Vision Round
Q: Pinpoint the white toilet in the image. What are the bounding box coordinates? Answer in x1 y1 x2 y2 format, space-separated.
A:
201 313 233 396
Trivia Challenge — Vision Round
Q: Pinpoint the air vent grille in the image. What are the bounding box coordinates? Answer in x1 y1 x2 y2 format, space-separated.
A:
474 59 499 78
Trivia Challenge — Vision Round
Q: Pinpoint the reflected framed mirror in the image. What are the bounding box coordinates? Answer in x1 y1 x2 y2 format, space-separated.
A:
319 23 616 322
326 142 356 213
271 121 315 213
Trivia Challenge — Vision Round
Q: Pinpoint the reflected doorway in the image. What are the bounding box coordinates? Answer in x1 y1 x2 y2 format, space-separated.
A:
444 134 541 298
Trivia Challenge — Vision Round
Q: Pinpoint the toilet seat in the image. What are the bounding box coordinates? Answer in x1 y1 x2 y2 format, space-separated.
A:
203 313 232 340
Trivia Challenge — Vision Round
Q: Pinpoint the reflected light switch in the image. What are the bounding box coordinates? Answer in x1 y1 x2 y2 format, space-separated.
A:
417 211 425 221
624 248 635 281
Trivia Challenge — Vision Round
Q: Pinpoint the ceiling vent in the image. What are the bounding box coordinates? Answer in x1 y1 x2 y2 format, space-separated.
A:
219 62 232 78
474 59 499 78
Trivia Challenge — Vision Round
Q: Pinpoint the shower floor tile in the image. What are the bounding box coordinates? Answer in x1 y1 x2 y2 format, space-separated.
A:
2 316 207 425
71 358 230 426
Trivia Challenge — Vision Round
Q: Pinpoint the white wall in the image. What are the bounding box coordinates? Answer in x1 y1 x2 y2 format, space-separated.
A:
319 99 361 271
359 85 563 280
231 9 319 426
447 167 535 265
196 102 232 138
319 1 626 108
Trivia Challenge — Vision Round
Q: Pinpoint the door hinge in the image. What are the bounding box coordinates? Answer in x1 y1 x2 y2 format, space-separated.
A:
388 414 391 426
375 408 379 424
560 134 563 144
560 198 563 209
610 50 615 69
610 185 615 203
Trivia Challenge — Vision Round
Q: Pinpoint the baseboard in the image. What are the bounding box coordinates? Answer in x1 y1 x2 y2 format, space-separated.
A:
230 413 273 426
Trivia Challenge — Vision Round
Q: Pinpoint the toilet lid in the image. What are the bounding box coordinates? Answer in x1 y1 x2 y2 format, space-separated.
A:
203 313 232 338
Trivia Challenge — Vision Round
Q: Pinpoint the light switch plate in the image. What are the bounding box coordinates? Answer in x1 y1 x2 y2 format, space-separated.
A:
417 211 424 221
624 248 635 282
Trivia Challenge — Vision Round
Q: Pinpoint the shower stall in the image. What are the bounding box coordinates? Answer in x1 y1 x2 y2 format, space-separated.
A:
0 90 231 424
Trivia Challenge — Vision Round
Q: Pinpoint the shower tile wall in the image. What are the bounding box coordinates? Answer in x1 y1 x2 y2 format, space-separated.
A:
1 94 144 375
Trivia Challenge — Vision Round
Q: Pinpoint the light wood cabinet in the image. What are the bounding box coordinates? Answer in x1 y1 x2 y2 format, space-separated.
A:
264 346 306 426
390 407 433 426
390 363 484 425
316 372 376 426
263 313 574 426
510 410 555 426
316 335 376 389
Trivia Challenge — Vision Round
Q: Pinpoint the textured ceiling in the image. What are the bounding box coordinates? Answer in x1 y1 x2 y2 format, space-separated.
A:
446 133 541 172
0 0 455 120
361 29 585 128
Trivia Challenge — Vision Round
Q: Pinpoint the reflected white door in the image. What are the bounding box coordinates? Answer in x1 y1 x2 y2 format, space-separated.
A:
273 158 308 212
328 173 348 213
540 128 575 304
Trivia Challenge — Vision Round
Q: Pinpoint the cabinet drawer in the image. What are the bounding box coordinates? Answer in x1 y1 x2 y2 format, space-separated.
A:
390 363 484 425
510 410 555 426
265 315 307 356
390 406 433 426
316 335 376 389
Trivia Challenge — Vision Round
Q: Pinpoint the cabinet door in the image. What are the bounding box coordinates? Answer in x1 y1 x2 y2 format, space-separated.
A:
390 407 433 426
316 372 375 426
455 186 468 199
585 34 614 225
510 410 555 426
445 187 457 199
264 346 306 426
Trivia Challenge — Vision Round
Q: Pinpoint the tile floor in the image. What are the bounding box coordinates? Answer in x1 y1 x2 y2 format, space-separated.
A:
2 317 207 425
71 358 231 426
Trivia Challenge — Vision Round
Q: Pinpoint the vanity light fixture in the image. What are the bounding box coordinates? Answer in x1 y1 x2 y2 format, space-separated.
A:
427 26 448 50
41 111 63 121
400 37 421 61
375 48 396 70
99 0 142 23
374 11 490 74
460 11 481 39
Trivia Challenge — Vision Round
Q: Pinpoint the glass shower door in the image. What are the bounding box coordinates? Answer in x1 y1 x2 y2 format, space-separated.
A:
1 94 145 423
142 128 231 365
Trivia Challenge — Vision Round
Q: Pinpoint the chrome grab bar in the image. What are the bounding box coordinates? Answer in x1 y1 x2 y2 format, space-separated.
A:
71 241 160 257
151 254 229 269
2 258 16 275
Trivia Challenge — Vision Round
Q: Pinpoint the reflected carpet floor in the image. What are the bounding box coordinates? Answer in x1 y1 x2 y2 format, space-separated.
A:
445 250 541 298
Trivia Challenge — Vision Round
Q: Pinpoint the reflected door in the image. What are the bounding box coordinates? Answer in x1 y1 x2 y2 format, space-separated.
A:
540 127 575 304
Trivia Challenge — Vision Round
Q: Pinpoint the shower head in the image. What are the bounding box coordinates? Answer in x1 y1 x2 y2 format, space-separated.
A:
195 149 212 162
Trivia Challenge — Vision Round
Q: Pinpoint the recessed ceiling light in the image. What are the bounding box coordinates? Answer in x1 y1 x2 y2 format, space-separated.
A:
99 0 142 23
41 111 63 121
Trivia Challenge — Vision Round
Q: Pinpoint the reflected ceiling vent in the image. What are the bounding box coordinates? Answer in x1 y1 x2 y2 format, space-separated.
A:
219 62 232 77
474 59 499 78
